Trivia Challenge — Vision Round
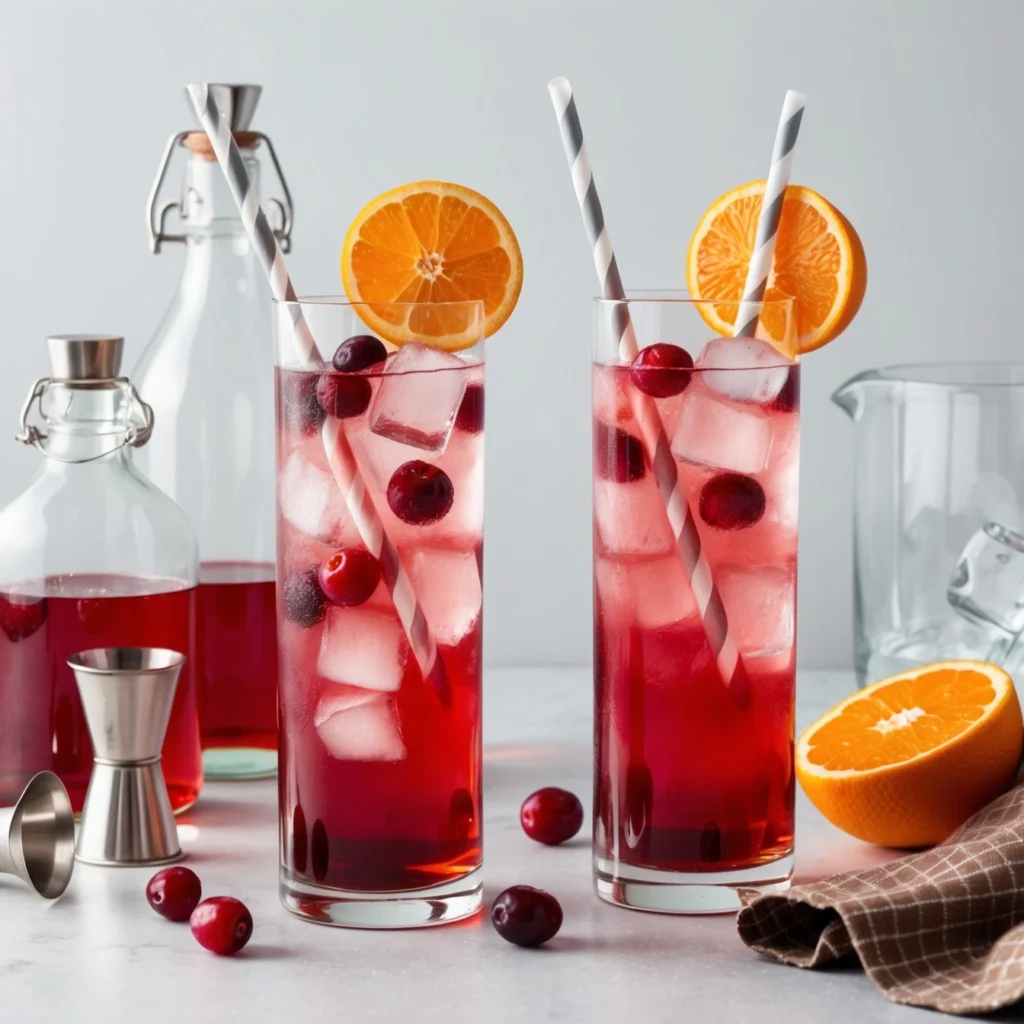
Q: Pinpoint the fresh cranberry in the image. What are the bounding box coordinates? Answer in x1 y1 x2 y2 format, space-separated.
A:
146 866 202 922
491 886 563 948
281 371 326 435
190 896 253 956
318 548 381 607
629 343 694 397
699 473 766 530
520 788 584 845
283 567 327 627
387 461 454 525
332 335 388 373
0 596 48 642
594 422 646 482
455 384 485 434
316 374 372 419
770 366 800 413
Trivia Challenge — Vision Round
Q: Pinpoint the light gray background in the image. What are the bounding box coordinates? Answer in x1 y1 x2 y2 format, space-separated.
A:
1 0 1020 669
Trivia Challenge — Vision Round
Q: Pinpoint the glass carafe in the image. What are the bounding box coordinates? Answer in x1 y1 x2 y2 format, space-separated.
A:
0 335 201 813
833 363 1024 687
136 85 292 779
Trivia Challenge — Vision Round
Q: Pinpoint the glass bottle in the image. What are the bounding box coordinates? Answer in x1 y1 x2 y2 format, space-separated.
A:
0 335 201 814
135 85 289 779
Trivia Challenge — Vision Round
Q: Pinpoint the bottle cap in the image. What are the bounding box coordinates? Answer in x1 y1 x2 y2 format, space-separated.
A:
46 335 124 382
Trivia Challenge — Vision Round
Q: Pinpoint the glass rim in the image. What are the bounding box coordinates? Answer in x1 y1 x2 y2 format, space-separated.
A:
272 295 486 311
593 289 795 310
862 362 1024 388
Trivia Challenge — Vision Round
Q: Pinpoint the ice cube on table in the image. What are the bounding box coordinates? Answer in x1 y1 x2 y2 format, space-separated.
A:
696 338 790 404
717 565 795 658
315 689 405 762
369 343 468 453
593 476 676 557
671 391 772 473
948 522 1024 637
408 547 482 646
595 554 698 631
317 606 409 691
279 437 360 544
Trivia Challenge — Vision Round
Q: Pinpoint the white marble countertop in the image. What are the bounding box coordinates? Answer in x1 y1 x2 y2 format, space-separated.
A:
1 668 1008 1024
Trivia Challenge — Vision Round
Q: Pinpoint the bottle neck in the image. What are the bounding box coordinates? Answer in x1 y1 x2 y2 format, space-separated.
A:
179 151 261 236
38 382 138 465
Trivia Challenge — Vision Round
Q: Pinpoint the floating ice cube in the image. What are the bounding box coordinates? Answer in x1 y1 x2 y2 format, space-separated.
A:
594 554 698 631
593 476 676 557
315 690 406 761
671 392 772 474
279 437 359 544
718 565 795 658
408 547 482 646
434 433 484 543
592 365 634 427
317 606 409 691
948 522 1024 637
696 338 789 404
369 343 468 453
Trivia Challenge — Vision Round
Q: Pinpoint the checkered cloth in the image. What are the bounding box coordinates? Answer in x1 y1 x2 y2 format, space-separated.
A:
737 783 1024 1015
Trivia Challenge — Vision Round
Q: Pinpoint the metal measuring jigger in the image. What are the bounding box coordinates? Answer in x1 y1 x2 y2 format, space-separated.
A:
69 648 186 866
0 772 75 898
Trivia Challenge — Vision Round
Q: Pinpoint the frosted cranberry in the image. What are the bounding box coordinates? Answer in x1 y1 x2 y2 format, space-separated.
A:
771 366 800 413
190 897 253 956
629 343 694 397
0 596 48 642
520 788 584 845
594 422 645 482
316 373 372 419
146 866 202 922
283 567 327 627
491 886 563 948
318 548 381 607
700 473 766 530
281 371 325 435
455 384 485 434
387 461 454 525
332 335 388 373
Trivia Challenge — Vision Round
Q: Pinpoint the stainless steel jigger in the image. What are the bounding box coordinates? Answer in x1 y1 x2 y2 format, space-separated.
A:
69 648 186 866
0 772 75 897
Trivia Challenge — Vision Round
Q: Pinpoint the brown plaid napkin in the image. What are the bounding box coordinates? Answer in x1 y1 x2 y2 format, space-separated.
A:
737 783 1024 1016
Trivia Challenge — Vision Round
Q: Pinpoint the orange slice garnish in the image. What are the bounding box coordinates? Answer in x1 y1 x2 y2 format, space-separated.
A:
340 181 523 350
687 181 867 354
796 661 1022 847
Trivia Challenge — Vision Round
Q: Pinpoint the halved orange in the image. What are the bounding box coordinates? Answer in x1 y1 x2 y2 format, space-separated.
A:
796 661 1022 848
687 181 867 354
340 181 523 350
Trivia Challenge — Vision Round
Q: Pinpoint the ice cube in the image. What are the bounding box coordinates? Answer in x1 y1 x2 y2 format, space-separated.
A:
671 391 772 473
434 432 484 543
696 338 789 404
592 365 634 427
594 554 698 631
948 523 1024 637
593 476 676 557
317 606 409 691
315 689 406 761
408 547 482 646
279 437 360 544
369 343 468 452
717 565 795 658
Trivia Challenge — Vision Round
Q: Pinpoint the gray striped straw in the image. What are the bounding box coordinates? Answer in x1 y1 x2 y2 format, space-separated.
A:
733 89 806 339
185 82 449 705
548 77 747 701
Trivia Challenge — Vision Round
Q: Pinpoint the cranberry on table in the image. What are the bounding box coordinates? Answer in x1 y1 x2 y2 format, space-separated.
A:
594 422 646 483
455 384 485 434
387 461 455 525
316 373 372 419
699 473 767 530
282 372 326 435
520 788 584 845
146 866 202 922
318 548 381 607
190 896 253 956
283 567 328 628
332 334 388 373
629 343 694 398
0 596 48 642
491 885 563 948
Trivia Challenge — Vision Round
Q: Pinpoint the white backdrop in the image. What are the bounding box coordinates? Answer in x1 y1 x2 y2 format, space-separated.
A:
1 0 1022 668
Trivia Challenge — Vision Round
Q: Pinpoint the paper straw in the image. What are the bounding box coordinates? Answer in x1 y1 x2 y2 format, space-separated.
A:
732 90 806 339
548 77 747 700
186 82 449 705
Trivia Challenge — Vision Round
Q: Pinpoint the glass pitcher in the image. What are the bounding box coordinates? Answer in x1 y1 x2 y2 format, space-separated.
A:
833 363 1024 687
